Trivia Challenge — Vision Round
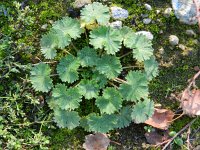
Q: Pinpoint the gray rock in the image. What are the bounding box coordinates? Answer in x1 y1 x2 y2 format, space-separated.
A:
169 35 179 46
110 21 122 28
143 18 152 24
156 9 161 14
172 0 200 24
41 24 48 30
136 31 154 40
163 7 173 18
111 6 129 20
186 29 197 36
144 3 152 11
178 44 186 50
141 14 149 18
73 0 91 8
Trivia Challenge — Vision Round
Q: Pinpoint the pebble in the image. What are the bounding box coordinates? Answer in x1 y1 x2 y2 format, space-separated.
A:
163 7 173 18
156 9 161 14
144 3 152 11
141 14 149 18
185 29 196 37
143 18 152 24
172 0 199 25
110 21 122 28
178 44 186 50
169 35 179 46
136 31 154 40
41 24 48 30
73 0 91 8
111 6 129 20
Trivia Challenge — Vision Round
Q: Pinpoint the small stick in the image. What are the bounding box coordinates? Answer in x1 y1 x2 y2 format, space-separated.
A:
110 140 122 146
114 77 127 83
162 118 197 150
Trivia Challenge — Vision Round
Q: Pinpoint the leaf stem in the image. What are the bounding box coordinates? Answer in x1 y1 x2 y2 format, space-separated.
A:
71 42 79 52
120 51 132 59
108 81 118 89
113 78 127 84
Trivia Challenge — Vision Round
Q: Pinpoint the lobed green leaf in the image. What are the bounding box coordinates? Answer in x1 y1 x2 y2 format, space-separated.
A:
30 63 53 92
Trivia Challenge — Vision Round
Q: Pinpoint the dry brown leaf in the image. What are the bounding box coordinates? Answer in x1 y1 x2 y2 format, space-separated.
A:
145 130 169 145
181 89 200 116
83 133 110 150
144 108 175 130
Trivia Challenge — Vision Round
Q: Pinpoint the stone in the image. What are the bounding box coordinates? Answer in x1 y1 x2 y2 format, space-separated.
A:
172 0 200 24
163 7 173 18
169 35 179 46
185 29 197 36
156 9 161 14
111 6 129 20
141 14 149 18
73 0 91 8
178 44 186 50
41 24 48 30
136 31 154 40
110 21 122 28
144 3 152 11
143 18 152 24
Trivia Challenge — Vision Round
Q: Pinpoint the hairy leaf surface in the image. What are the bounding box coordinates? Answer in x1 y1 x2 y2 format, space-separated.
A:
57 55 80 83
96 55 122 79
92 71 107 88
115 106 132 129
119 71 149 101
81 2 110 25
124 34 153 61
78 79 99 99
52 84 82 110
77 47 99 67
30 63 53 92
87 113 117 133
52 17 83 39
131 99 154 123
144 56 159 81
89 26 123 54
54 109 80 129
96 87 122 114
40 32 58 59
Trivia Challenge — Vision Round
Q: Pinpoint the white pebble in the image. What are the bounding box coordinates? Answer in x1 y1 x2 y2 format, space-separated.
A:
110 21 122 28
143 18 152 24
136 31 154 40
185 29 196 36
144 3 152 11
163 7 173 18
111 6 129 20
169 35 179 46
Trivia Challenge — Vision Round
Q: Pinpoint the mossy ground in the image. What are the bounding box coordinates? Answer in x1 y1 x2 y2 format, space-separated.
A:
1 0 199 149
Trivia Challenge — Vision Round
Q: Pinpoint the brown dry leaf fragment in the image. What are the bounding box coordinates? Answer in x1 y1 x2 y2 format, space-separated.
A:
181 89 200 116
145 130 169 145
83 133 110 150
144 108 175 130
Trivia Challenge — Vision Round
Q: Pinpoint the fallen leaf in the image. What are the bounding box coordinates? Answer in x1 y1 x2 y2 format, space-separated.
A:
144 108 175 130
83 133 110 150
145 130 169 145
181 89 200 116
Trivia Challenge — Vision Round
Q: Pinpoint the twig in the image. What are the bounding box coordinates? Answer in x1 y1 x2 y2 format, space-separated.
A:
186 126 193 150
120 51 132 59
169 112 184 122
162 118 197 150
187 70 200 90
110 140 122 146
114 77 127 83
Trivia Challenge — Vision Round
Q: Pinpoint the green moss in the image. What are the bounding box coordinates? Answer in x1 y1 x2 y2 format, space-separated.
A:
49 128 86 149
